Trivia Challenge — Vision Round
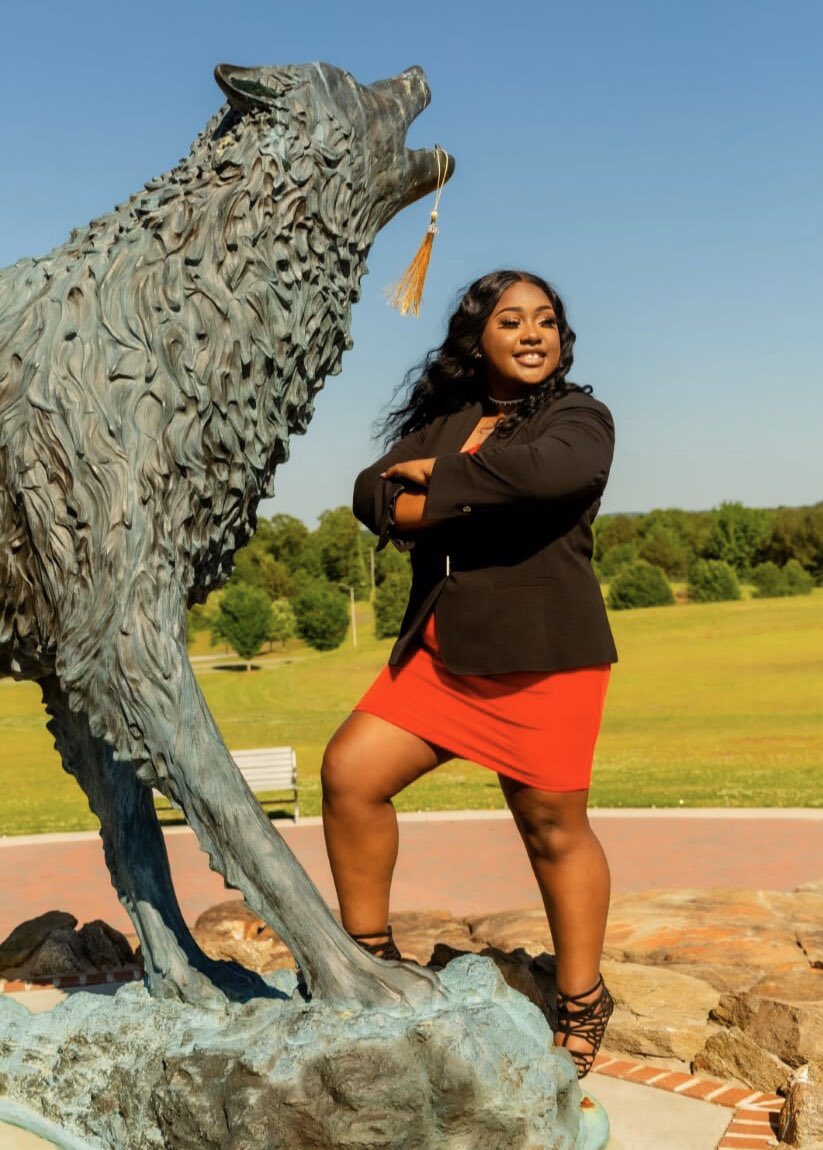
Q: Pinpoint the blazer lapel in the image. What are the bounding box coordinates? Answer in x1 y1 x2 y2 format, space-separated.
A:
428 402 485 455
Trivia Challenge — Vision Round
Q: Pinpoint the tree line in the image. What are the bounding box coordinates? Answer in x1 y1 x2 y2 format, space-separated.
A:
595 501 822 609
189 500 822 661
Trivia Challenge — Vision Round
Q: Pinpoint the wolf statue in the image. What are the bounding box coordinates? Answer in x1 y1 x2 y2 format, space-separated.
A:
0 62 453 1009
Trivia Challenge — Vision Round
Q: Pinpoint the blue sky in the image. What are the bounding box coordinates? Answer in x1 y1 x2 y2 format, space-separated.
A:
2 0 820 524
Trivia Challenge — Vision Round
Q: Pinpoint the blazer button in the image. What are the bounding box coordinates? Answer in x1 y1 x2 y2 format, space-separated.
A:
461 505 472 514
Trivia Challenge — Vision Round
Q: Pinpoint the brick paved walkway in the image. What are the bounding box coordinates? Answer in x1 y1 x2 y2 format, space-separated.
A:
1 809 821 940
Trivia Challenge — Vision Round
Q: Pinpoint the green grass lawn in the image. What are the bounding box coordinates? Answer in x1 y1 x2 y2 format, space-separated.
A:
1 592 821 835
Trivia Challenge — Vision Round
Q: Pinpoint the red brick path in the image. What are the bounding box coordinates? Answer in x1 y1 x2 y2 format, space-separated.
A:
1 811 821 940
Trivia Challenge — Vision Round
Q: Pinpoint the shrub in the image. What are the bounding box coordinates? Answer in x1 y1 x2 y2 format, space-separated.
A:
784 559 815 596
292 580 349 651
752 559 815 598
607 561 675 610
687 559 741 603
751 561 786 598
374 573 410 639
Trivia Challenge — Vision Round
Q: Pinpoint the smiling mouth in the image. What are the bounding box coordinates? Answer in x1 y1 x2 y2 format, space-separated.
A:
514 353 546 366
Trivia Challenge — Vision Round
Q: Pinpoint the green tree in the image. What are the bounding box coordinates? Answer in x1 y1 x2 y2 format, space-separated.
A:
313 507 370 598
232 541 294 599
637 508 710 556
761 504 823 583
211 584 272 668
608 561 675 611
374 573 411 639
596 542 638 580
638 525 690 578
700 502 771 577
292 580 349 651
267 513 312 570
267 597 297 648
373 542 410 586
688 559 741 603
593 514 639 562
292 539 326 580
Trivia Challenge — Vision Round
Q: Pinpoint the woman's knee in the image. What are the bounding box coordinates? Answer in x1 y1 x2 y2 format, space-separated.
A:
508 789 592 861
321 719 404 807
321 730 363 804
322 714 443 808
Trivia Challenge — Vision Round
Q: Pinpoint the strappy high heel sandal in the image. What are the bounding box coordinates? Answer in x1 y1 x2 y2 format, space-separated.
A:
349 925 402 961
555 975 614 1079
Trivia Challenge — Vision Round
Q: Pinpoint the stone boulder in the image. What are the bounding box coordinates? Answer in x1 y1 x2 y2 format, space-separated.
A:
465 907 552 956
711 971 823 1068
779 1064 823 1149
600 958 721 1063
604 888 812 971
390 910 477 962
0 910 78 971
693 1028 793 1093
0 912 136 979
193 899 293 973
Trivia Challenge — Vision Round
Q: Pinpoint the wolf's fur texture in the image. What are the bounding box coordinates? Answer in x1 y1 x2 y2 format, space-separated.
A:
0 62 451 1007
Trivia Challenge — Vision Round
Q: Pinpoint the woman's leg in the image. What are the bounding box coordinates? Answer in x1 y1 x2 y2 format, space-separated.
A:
498 778 611 1060
322 712 448 939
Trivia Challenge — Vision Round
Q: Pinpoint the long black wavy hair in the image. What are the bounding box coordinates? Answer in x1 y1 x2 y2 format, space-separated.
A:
378 269 589 445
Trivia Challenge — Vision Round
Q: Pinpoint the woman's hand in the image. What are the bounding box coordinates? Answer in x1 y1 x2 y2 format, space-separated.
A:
381 457 436 489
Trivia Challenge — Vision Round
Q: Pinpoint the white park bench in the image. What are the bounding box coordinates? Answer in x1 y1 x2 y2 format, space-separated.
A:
153 745 299 821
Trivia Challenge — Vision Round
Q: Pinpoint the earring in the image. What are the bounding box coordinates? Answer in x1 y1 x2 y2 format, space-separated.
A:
473 351 482 359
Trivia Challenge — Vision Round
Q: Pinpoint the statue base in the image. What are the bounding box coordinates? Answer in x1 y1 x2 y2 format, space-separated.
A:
0 955 609 1150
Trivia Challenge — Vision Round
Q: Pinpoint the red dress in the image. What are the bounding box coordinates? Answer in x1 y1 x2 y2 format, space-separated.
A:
354 444 610 792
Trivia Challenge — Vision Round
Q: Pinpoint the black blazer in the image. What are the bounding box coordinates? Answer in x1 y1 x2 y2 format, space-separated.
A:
353 390 618 675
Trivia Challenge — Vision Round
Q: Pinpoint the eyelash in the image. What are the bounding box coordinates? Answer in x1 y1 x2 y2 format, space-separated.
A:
498 318 557 329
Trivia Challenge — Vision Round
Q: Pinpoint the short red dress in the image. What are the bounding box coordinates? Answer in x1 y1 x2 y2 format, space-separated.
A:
354 445 610 792
355 612 609 792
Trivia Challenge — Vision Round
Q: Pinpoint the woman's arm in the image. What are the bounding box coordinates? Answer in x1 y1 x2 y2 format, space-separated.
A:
423 396 614 522
377 457 437 532
352 426 436 548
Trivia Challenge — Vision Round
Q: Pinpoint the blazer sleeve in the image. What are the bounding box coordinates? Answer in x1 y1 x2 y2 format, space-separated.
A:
424 395 614 520
352 425 430 550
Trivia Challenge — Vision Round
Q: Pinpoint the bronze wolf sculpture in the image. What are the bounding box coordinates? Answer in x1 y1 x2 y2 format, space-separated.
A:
0 62 452 1008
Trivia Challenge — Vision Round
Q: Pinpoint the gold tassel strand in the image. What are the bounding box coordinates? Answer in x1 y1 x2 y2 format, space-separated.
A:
388 147 447 317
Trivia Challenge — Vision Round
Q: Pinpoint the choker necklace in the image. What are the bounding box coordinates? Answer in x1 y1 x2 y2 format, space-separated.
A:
489 395 523 408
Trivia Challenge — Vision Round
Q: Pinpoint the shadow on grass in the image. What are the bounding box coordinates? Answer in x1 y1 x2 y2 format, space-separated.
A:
155 805 297 826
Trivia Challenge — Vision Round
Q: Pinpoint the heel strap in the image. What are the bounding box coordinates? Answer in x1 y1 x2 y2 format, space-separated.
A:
349 925 401 961
556 975 606 1010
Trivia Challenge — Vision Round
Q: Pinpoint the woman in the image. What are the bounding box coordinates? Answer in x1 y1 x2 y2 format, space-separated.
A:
321 270 617 1077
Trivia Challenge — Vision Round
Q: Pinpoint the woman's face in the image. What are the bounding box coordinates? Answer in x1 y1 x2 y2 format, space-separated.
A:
479 280 562 400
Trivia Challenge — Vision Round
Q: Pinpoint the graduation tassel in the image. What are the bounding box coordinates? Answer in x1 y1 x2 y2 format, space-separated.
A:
388 147 447 317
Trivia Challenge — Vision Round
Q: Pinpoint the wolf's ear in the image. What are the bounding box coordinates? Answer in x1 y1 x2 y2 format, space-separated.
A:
214 64 292 112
